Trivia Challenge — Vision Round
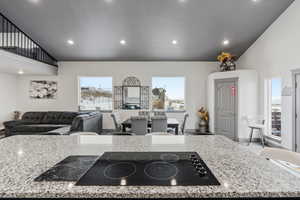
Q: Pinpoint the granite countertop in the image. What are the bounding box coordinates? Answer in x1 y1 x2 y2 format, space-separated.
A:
0 135 300 198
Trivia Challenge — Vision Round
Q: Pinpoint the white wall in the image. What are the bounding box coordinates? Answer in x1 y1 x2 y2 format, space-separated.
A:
207 70 258 140
237 1 300 149
16 61 218 129
0 73 17 127
0 49 57 75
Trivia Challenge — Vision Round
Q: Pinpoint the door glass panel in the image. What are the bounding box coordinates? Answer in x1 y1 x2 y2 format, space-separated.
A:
271 78 282 137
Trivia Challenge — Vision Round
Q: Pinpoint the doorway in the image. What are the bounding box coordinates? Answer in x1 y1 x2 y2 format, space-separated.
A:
215 78 238 141
293 70 300 152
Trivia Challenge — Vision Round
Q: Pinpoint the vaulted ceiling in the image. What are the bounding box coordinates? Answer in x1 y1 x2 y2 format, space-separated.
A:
0 0 294 61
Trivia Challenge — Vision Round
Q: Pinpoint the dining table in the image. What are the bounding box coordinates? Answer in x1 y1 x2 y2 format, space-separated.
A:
121 118 180 135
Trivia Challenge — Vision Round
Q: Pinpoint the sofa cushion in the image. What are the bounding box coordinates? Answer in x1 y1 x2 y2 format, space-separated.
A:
11 124 69 133
42 112 63 124
70 115 88 132
21 112 46 124
70 112 102 133
3 120 29 129
59 112 79 124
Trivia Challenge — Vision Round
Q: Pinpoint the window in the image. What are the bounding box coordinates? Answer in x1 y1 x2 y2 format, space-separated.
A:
79 77 113 111
152 77 185 111
265 78 282 137
271 78 282 137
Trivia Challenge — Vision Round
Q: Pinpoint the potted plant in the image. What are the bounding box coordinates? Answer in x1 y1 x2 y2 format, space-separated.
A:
197 107 209 133
217 52 237 72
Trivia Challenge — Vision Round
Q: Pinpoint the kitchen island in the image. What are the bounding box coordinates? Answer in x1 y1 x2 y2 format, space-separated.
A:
0 135 300 199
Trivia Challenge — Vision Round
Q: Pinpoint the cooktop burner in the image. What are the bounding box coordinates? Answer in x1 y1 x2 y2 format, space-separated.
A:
75 152 220 186
144 161 178 180
103 162 136 180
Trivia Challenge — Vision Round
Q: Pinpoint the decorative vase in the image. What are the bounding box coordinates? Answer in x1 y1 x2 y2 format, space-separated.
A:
219 62 227 72
220 60 236 72
227 60 236 71
13 111 21 120
199 119 208 134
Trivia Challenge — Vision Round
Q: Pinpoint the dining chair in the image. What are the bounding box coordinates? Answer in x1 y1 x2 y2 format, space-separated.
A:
245 116 266 147
181 113 189 135
131 116 148 135
151 116 167 133
111 112 122 131
153 111 167 117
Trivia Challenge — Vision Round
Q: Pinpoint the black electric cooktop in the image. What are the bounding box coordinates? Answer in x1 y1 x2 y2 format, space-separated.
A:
35 156 98 182
75 152 220 186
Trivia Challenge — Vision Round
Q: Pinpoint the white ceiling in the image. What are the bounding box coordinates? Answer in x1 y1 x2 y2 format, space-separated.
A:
0 0 294 61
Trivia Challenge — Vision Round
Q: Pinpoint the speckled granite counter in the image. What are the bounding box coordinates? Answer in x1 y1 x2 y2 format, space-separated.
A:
0 135 300 198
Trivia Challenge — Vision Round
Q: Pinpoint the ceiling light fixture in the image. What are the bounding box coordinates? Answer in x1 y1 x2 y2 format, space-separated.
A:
67 39 74 45
120 40 126 45
172 40 178 45
17 150 23 156
18 70 24 75
223 39 230 46
28 0 39 3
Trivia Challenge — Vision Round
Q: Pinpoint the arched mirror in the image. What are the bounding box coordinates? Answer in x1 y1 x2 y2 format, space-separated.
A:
122 76 141 110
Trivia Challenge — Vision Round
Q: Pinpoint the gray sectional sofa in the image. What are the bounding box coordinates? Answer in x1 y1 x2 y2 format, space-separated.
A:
3 111 103 137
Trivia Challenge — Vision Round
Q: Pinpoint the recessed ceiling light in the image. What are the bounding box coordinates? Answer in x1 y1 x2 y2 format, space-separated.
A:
18 70 24 75
252 0 259 2
104 0 113 3
67 39 74 45
120 40 126 45
28 0 39 3
223 39 230 46
17 150 23 156
172 40 178 45
179 0 187 3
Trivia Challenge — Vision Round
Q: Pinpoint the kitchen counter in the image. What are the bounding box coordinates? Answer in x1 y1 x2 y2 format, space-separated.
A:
0 135 300 199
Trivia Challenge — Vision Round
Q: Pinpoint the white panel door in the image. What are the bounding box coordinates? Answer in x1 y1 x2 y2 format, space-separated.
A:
215 78 238 140
296 74 300 152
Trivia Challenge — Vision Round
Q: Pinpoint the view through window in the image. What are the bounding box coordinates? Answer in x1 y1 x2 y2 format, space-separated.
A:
271 78 282 137
79 77 113 111
152 77 185 111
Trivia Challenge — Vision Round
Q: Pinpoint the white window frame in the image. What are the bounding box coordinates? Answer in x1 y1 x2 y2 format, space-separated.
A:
78 76 113 112
151 76 186 112
264 79 272 136
264 78 282 138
